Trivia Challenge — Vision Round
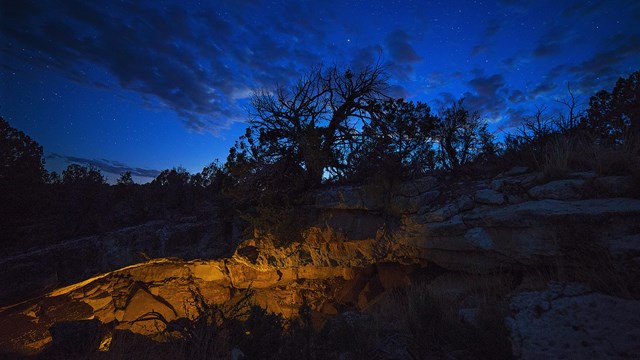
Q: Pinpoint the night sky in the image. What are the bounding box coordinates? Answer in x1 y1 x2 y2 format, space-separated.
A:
1 0 639 183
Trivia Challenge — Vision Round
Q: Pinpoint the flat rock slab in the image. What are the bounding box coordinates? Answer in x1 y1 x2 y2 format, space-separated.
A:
528 179 585 200
475 189 506 205
508 283 640 360
463 198 640 227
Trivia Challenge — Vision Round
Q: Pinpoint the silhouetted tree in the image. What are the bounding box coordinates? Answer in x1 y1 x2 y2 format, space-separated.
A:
57 164 109 235
354 98 438 179
0 116 46 187
152 166 190 187
0 117 49 240
47 171 62 185
434 99 492 171
581 70 640 143
116 171 134 186
191 160 227 190
150 166 195 211
235 64 388 187
554 84 583 132
62 164 106 185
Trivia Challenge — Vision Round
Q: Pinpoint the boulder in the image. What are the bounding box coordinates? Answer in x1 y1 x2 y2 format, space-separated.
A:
491 172 536 192
508 283 640 360
389 190 440 214
569 171 598 179
0 219 229 306
423 195 474 223
462 198 640 228
528 179 585 200
404 198 640 272
424 203 459 223
475 189 506 205
594 176 635 197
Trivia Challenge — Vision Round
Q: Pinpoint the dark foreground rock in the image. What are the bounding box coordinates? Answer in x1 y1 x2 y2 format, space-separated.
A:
1 169 639 357
508 283 640 360
0 218 233 306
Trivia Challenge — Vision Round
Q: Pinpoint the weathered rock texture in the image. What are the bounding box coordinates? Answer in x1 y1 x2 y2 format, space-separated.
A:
0 241 419 354
0 218 233 306
1 169 639 356
508 283 640 359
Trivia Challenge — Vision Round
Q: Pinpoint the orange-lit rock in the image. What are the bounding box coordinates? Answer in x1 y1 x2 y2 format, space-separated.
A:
2 171 640 356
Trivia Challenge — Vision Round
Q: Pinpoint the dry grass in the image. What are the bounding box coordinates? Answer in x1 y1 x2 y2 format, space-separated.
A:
538 135 572 180
553 224 640 299
370 279 514 360
534 130 640 182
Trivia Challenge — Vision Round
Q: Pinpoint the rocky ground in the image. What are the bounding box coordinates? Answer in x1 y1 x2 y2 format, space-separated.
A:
1 167 639 359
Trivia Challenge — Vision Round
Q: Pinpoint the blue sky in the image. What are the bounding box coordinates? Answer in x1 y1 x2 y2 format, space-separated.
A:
1 0 639 182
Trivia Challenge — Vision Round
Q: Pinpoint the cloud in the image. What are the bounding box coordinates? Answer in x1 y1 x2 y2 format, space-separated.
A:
546 64 568 80
509 90 526 103
47 153 161 179
568 34 640 94
462 73 507 119
386 84 409 99
532 42 563 58
484 19 502 38
386 30 421 63
532 25 573 58
385 29 422 80
571 35 640 74
497 0 532 5
529 82 557 97
432 92 458 110
560 1 603 18
426 72 447 89
499 107 528 130
0 0 341 133
501 49 535 74
0 0 43 21
350 45 384 72
468 74 505 98
471 44 490 56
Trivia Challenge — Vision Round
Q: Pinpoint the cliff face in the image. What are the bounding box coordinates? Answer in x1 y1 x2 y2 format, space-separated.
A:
0 217 234 306
1 168 639 356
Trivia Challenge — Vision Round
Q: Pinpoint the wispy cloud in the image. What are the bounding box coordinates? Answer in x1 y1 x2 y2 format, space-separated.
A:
47 153 161 179
531 25 573 58
463 73 507 119
0 1 339 133
385 29 422 81
484 19 502 38
1 1 430 134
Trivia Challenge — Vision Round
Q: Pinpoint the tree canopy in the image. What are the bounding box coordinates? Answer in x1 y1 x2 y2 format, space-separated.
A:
354 98 438 179
232 64 389 187
0 116 46 187
582 70 640 143
434 99 494 171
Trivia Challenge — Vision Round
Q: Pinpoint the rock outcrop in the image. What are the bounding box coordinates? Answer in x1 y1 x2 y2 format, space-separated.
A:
508 283 640 359
0 236 420 354
0 218 233 306
404 198 640 272
1 168 639 357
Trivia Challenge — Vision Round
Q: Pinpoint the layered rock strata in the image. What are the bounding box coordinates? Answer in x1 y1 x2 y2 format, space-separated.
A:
1 169 639 356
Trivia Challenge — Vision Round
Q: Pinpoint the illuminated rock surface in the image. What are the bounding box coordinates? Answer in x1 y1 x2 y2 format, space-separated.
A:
1 170 639 357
